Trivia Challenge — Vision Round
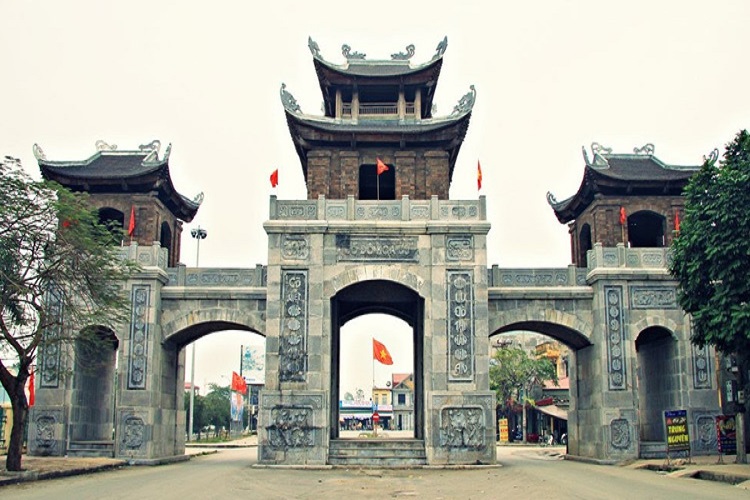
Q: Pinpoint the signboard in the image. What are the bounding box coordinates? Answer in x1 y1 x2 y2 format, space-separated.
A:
716 415 737 455
665 409 690 453
230 392 244 422
499 418 509 443
241 344 265 384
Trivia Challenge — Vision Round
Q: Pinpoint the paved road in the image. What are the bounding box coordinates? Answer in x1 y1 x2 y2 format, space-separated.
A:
3 446 748 499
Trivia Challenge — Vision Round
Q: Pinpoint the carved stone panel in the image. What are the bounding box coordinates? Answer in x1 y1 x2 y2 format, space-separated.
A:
281 235 310 261
336 235 418 262
39 286 63 388
604 286 627 390
33 410 62 453
279 270 308 382
266 406 315 449
692 411 718 454
629 286 678 309
610 418 631 450
446 236 473 262
447 271 474 382
121 414 147 452
439 406 485 449
127 285 151 390
692 342 713 390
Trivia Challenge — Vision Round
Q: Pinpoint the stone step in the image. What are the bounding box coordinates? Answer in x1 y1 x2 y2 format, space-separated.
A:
68 440 115 458
639 441 667 459
328 439 427 467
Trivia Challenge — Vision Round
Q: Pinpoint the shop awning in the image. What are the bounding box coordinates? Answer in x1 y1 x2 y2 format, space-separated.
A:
536 404 568 421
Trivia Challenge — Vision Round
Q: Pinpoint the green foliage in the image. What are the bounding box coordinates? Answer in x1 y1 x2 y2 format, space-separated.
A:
670 130 750 354
0 157 138 470
489 346 558 408
202 384 231 436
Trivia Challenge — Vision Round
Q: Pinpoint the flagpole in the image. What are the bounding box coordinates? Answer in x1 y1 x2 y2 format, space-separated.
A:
376 175 380 201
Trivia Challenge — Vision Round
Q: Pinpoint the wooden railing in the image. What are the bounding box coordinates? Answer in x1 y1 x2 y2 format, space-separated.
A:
341 102 417 119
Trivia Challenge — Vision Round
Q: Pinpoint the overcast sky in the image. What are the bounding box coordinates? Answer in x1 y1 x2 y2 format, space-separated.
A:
3 1 750 396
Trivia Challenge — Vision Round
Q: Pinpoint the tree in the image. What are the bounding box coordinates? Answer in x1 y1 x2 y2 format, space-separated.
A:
203 384 231 438
670 129 750 462
489 346 558 442
0 157 137 471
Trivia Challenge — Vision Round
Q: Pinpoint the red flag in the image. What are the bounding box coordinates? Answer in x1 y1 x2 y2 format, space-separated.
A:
128 205 136 237
477 160 483 191
674 212 681 232
28 367 35 407
270 169 279 188
373 338 393 365
619 206 626 225
231 371 247 393
376 158 389 175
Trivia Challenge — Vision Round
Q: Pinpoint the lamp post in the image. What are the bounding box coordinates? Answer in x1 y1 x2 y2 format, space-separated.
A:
188 226 207 442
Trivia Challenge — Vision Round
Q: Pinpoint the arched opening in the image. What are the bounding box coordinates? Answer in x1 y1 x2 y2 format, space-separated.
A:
490 321 592 454
98 207 124 238
160 221 173 266
628 211 666 248
69 326 118 453
331 280 423 440
635 326 679 442
578 223 592 266
358 163 395 200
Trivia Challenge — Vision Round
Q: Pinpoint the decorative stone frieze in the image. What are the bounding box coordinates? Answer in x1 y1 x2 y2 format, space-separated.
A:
447 271 474 382
266 406 315 449
336 235 418 262
604 286 627 390
281 235 310 261
439 406 484 449
629 286 678 309
279 270 308 382
446 236 473 261
127 285 151 390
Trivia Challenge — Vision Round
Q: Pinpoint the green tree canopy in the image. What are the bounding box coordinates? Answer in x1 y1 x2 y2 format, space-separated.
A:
670 130 750 354
489 345 558 408
0 157 137 470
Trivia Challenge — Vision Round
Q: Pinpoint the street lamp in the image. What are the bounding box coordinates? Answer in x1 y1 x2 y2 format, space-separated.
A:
188 226 207 442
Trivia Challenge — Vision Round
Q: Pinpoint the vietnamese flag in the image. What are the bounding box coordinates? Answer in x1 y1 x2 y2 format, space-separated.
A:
477 160 483 191
373 338 393 365
376 158 389 175
231 371 247 393
619 206 626 225
128 205 136 237
270 169 279 188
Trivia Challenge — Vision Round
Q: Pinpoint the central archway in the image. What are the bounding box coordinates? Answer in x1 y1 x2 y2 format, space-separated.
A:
330 279 424 440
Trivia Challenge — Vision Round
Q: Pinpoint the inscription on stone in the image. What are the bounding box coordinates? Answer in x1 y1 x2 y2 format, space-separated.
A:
439 407 484 449
604 286 626 390
448 271 474 382
267 406 314 449
336 235 418 262
39 286 63 388
446 236 473 261
692 341 712 389
629 286 677 309
127 285 150 390
281 234 310 261
279 270 308 382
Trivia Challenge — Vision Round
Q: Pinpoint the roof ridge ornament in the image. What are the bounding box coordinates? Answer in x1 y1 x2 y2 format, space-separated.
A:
308 36 321 58
633 143 655 155
341 44 366 60
546 191 559 207
193 192 204 205
450 85 476 116
704 148 719 166
139 140 161 161
95 140 118 152
590 142 611 167
391 44 415 60
280 83 302 113
432 36 448 60
33 143 46 161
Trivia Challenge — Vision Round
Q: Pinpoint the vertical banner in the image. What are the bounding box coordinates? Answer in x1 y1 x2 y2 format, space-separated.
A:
665 409 690 453
230 392 244 422
716 415 737 455
499 418 509 443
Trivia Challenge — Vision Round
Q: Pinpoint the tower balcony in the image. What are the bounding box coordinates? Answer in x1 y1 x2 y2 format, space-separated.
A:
341 102 418 121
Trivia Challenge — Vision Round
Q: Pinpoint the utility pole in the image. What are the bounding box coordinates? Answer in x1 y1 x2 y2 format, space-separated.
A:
188 226 207 442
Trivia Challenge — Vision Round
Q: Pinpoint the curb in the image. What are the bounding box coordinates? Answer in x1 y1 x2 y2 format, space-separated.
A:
0 460 127 487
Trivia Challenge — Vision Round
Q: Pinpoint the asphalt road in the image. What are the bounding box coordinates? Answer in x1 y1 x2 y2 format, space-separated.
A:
2 446 748 499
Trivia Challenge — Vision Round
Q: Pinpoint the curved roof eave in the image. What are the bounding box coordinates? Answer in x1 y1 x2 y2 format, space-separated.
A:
283 108 472 135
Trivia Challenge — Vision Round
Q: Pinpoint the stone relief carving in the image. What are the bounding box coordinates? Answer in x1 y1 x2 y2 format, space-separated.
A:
629 286 678 309
280 83 302 114
446 236 473 261
34 413 57 450
281 235 310 261
448 271 474 381
127 285 150 389
694 413 717 453
279 270 308 382
391 44 415 60
336 235 419 262
604 286 627 390
439 407 484 449
266 406 315 449
610 418 631 449
692 341 712 389
39 286 63 388
121 415 146 450
277 202 317 219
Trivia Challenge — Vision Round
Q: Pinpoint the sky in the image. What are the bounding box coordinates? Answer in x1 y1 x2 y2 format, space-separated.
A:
3 1 750 395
